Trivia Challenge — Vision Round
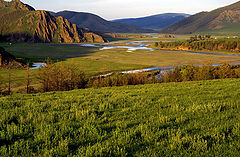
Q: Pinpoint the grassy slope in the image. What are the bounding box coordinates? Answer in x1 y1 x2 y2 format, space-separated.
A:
161 1 240 35
196 23 240 35
0 9 29 35
0 78 240 156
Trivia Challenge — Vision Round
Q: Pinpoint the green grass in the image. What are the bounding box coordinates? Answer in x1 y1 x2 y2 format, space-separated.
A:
2 40 240 70
0 69 40 93
60 58 147 75
1 40 240 93
0 78 240 156
83 48 240 68
0 43 99 62
197 23 240 36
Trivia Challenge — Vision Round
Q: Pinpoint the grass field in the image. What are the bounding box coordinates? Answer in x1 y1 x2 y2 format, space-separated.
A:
1 42 240 70
0 43 99 62
81 48 240 68
1 39 240 93
0 78 240 156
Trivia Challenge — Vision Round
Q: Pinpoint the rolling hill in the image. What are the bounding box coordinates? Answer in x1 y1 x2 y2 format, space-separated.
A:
0 0 105 43
1 78 240 156
161 1 240 34
112 13 190 30
50 11 156 33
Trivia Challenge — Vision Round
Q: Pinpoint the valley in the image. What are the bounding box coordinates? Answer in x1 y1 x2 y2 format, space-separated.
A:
1 0 240 156
1 35 240 93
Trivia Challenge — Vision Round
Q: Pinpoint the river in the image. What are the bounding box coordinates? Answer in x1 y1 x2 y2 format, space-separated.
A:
32 41 240 73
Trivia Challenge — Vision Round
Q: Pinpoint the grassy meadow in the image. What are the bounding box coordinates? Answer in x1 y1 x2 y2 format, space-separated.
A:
1 41 240 70
1 36 240 94
0 78 240 156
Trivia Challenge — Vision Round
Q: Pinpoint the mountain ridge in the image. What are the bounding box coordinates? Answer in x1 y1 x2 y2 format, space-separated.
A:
161 1 240 34
50 11 156 33
112 13 190 30
0 0 35 11
0 0 105 43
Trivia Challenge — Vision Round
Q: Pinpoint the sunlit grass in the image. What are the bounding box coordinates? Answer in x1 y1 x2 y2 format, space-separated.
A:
0 78 240 156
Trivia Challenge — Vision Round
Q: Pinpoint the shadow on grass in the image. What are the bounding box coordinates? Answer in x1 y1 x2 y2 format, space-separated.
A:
0 42 99 64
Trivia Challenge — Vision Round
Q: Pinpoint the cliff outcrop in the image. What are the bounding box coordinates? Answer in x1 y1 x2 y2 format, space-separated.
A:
0 0 105 43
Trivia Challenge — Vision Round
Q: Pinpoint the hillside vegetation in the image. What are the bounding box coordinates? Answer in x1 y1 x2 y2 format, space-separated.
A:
0 78 240 156
154 37 240 52
161 1 240 34
0 0 105 43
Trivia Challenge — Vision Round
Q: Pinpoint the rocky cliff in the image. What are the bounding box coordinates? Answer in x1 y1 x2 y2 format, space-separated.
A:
0 0 105 43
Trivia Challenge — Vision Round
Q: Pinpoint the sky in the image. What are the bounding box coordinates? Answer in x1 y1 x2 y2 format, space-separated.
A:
17 0 239 20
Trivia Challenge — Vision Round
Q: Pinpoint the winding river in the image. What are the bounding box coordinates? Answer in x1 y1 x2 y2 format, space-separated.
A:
32 41 240 74
80 41 240 57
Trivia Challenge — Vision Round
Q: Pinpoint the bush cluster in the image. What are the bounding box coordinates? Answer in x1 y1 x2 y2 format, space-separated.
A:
1 61 240 94
154 38 240 52
89 64 240 88
37 62 87 92
160 64 240 83
89 72 159 87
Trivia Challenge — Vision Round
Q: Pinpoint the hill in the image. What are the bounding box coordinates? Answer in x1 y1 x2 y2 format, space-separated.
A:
161 1 240 34
1 78 240 156
0 0 105 43
50 11 156 33
112 13 190 30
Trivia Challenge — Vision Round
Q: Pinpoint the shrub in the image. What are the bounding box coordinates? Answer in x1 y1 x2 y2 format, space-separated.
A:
91 72 156 88
37 62 87 92
89 64 240 89
0 74 3 95
154 38 240 52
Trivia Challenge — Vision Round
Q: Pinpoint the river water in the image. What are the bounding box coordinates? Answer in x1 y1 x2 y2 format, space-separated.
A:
33 41 240 72
30 63 46 70
79 41 240 75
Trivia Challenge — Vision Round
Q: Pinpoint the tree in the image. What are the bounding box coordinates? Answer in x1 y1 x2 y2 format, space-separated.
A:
25 63 32 94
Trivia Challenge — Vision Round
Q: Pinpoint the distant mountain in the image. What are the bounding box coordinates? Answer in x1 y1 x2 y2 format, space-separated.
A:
50 11 156 33
112 13 190 30
161 1 240 34
0 0 105 43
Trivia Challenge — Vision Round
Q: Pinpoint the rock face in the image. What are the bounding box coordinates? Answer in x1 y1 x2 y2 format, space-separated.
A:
161 1 240 34
0 47 16 66
0 0 105 43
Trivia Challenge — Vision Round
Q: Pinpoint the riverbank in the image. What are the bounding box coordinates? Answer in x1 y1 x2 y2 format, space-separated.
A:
1 38 240 94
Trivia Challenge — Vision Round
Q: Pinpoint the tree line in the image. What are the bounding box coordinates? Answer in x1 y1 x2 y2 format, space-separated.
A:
1 61 240 95
154 37 240 52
